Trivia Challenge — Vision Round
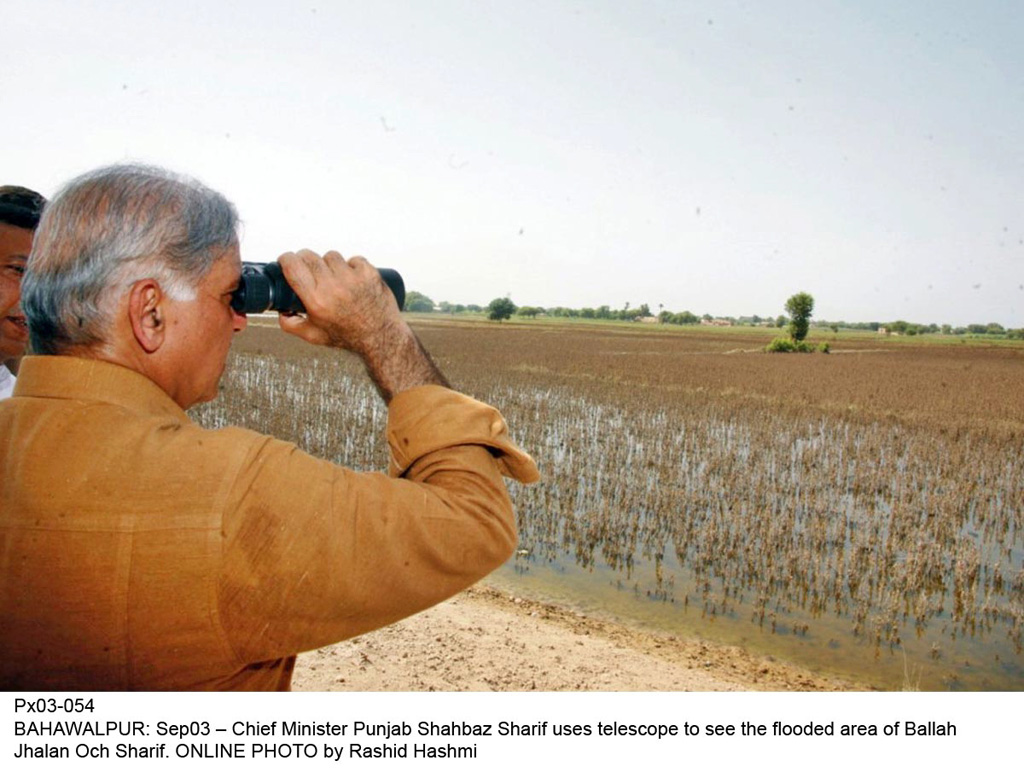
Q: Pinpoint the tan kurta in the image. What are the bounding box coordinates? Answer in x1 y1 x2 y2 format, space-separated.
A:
0 356 538 690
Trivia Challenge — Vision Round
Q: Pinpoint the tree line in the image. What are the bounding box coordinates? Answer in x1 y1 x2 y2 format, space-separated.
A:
402 291 1023 338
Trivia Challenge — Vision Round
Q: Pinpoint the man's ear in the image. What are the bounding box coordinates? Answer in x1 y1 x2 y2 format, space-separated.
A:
128 279 165 353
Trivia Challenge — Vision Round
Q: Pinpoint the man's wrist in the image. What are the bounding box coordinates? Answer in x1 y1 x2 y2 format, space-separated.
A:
361 324 450 403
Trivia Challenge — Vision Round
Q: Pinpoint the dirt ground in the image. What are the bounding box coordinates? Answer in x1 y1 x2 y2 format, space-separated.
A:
292 585 865 692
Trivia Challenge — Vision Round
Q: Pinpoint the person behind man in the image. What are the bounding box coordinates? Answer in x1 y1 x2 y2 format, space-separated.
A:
0 164 538 690
0 185 46 398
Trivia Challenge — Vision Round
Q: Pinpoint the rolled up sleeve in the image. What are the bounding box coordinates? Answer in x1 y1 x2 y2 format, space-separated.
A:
387 385 540 483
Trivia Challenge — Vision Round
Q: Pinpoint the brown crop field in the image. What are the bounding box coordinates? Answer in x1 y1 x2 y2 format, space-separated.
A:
193 318 1024 690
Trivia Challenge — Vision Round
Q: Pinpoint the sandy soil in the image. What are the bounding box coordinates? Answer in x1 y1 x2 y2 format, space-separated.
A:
292 585 864 692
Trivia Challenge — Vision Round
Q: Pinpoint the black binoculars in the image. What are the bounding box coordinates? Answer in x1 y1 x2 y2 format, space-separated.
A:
231 262 405 314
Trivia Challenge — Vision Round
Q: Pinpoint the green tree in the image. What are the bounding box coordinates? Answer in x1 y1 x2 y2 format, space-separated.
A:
516 306 542 318
784 292 814 342
486 297 516 321
404 291 435 313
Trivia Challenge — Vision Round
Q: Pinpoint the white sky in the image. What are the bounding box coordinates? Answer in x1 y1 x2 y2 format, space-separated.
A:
4 0 1022 326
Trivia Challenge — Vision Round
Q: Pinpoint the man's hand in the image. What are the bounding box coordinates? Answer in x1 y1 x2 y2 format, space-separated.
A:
276 250 449 402
276 250 398 352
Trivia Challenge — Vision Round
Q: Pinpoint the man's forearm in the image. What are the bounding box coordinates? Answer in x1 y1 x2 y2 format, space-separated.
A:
357 322 450 404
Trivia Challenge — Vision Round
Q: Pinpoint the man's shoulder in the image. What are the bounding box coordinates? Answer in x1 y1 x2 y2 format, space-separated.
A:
7 389 281 475
136 411 299 469
162 418 271 452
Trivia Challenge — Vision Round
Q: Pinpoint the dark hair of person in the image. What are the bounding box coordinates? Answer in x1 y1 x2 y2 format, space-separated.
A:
0 185 47 230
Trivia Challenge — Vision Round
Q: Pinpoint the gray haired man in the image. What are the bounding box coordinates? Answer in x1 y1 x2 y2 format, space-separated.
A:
1 164 537 690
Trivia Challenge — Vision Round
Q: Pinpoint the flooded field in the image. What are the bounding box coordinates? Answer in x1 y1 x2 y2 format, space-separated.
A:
194 319 1024 690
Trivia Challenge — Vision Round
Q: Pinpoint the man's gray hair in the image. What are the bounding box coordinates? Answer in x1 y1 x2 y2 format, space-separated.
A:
23 164 239 355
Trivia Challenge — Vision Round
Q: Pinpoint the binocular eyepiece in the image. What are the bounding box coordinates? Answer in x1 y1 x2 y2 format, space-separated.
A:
231 262 405 314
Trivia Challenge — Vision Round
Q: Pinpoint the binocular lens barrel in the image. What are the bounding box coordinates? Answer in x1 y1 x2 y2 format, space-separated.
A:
231 262 405 314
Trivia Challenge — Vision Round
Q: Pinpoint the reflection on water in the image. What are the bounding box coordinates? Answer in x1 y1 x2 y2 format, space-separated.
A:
490 547 1023 691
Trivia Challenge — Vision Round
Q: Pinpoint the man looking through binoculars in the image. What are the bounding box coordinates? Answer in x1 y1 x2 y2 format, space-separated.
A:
0 164 538 690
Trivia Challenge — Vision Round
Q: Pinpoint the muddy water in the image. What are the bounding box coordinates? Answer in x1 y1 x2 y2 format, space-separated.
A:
488 546 1024 691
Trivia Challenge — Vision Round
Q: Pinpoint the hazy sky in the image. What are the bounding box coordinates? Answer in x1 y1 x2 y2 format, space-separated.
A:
4 1 1022 326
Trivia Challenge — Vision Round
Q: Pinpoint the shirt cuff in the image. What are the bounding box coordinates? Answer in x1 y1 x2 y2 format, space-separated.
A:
386 385 540 483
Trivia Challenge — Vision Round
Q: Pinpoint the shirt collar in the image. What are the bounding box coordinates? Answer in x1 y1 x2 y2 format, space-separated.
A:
14 355 189 422
0 364 14 398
